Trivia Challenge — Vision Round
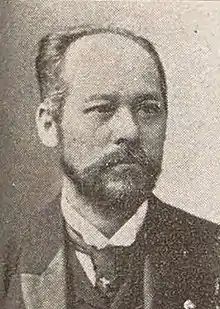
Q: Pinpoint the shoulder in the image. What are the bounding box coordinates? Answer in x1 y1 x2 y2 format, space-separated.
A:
2 194 63 248
156 197 219 239
146 197 220 306
0 194 63 276
150 195 220 265
26 193 63 239
19 194 64 274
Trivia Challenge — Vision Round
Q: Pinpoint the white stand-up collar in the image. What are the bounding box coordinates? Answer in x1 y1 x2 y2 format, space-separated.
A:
61 179 148 249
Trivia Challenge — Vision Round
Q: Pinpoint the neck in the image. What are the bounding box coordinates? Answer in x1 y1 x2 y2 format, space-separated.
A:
62 175 144 237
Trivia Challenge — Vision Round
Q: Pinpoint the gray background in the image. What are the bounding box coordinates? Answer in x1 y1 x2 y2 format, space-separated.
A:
1 1 220 225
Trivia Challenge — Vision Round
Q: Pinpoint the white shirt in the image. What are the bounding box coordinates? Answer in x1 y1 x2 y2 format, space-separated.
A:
61 184 148 285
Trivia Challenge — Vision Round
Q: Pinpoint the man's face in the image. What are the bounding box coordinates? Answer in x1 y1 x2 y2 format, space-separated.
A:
60 33 167 207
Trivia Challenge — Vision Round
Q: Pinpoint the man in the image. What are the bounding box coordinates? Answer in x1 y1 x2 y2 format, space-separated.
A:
1 25 220 309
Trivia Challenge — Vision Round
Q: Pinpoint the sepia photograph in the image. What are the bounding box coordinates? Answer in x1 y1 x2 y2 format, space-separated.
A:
1 1 220 308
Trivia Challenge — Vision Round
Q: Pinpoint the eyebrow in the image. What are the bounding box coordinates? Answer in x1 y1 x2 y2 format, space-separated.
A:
84 91 162 109
133 92 162 102
85 93 118 103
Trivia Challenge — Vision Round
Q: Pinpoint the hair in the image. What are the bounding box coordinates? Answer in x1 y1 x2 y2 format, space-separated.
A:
35 25 167 120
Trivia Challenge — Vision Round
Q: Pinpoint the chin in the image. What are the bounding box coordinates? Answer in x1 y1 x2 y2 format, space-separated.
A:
100 172 153 209
105 179 136 200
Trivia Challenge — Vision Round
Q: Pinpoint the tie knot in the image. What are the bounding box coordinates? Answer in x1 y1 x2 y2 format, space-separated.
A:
91 245 134 298
92 245 132 267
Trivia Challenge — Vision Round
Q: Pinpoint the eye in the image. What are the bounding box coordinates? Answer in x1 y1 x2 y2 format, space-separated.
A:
136 100 161 117
94 104 116 114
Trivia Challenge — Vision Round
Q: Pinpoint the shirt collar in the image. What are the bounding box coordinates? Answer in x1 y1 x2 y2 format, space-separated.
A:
61 182 148 249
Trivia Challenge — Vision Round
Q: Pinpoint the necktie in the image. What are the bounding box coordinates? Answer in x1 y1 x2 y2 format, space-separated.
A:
66 223 135 299
91 245 134 299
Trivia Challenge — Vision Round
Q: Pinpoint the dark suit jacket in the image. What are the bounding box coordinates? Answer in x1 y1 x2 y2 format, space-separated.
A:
1 194 220 309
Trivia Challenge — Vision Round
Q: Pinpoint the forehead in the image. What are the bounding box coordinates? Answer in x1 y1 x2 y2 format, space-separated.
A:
62 33 161 95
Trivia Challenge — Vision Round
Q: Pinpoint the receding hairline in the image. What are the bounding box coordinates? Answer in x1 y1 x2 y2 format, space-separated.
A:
63 31 157 63
62 32 161 82
38 25 162 64
36 25 167 108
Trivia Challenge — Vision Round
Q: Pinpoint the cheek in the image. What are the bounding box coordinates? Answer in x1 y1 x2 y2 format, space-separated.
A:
62 106 93 142
62 101 111 144
61 108 112 167
62 120 111 151
140 119 166 157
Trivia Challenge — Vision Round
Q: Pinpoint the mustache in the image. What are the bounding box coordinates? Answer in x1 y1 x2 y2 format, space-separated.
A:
84 146 149 175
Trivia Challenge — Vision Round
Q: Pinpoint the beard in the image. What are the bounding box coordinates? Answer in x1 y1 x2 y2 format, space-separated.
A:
60 145 162 214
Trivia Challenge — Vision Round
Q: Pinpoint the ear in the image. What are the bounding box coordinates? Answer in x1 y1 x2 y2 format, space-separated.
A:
36 101 59 147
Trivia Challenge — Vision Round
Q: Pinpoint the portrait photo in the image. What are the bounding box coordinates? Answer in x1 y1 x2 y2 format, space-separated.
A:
1 1 220 308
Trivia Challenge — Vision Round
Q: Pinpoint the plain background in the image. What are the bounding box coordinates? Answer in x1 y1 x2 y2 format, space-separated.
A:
1 1 220 225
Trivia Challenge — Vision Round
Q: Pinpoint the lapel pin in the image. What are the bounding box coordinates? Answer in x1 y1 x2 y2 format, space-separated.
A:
215 277 220 296
99 277 111 289
183 299 196 309
214 277 220 308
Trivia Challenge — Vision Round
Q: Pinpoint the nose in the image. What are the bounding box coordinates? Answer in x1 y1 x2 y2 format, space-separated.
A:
110 106 139 146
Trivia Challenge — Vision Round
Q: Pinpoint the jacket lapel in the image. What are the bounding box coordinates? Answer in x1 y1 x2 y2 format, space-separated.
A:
21 246 66 309
20 195 67 309
145 195 219 309
18 194 219 309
